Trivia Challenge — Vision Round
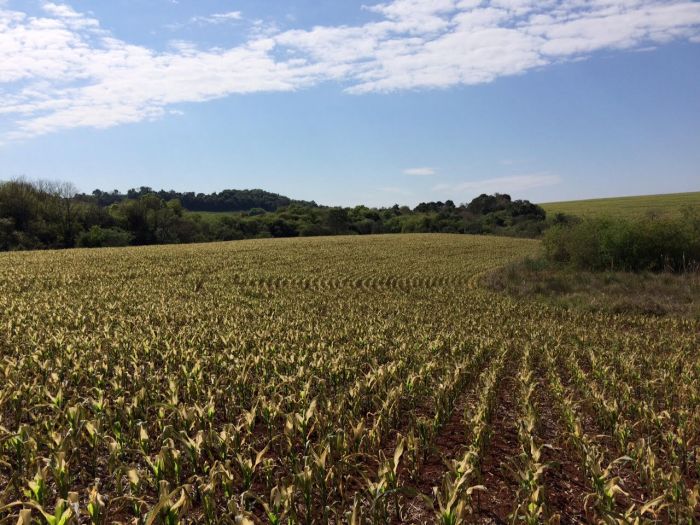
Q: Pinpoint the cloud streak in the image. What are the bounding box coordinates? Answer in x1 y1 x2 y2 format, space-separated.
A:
1 0 700 140
191 11 242 25
404 167 437 176
166 11 243 30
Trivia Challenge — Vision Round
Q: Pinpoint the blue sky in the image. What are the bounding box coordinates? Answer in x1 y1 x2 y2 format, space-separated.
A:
1 0 699 207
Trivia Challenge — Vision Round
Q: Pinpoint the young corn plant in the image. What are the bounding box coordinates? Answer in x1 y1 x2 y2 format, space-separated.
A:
432 475 485 525
50 453 70 500
86 485 107 525
360 439 407 523
509 441 554 525
234 443 269 493
144 481 191 525
260 484 295 525
24 467 48 506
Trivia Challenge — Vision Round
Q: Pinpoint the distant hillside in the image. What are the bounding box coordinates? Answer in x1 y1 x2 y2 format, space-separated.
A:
87 187 317 212
541 191 700 219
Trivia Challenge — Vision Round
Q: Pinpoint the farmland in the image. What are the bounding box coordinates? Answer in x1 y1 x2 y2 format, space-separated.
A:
0 234 698 524
541 191 700 220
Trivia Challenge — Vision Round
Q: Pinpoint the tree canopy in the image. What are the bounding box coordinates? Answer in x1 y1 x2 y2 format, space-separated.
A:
0 181 549 251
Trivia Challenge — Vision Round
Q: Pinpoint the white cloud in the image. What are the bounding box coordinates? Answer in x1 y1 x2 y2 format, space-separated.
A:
42 2 81 18
1 0 699 140
41 2 99 29
433 174 561 195
190 11 242 25
403 167 437 176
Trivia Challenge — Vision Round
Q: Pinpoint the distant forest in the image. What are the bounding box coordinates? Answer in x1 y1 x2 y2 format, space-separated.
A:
0 180 553 251
90 187 318 212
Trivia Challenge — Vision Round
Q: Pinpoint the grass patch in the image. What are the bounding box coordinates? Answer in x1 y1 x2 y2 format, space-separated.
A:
483 257 700 318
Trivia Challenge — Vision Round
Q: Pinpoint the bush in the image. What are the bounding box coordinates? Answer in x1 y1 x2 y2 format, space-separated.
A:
299 223 332 237
77 226 133 248
0 218 15 250
543 215 700 272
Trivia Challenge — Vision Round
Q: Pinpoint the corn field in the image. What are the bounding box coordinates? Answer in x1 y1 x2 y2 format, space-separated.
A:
0 234 698 524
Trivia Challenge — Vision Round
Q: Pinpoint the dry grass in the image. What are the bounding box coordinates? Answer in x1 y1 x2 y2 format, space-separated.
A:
483 257 700 318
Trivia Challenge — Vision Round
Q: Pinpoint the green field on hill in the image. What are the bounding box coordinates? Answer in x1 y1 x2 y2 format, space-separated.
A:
541 191 700 219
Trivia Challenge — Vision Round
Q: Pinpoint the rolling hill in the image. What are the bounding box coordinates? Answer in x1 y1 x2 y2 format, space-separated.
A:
541 191 700 219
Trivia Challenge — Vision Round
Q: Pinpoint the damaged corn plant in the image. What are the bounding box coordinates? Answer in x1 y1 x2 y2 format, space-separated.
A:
0 234 698 523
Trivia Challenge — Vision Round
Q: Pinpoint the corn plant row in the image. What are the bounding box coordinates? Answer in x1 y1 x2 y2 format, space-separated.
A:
508 345 557 525
430 346 509 524
559 346 700 522
541 345 653 523
340 342 493 523
580 344 700 484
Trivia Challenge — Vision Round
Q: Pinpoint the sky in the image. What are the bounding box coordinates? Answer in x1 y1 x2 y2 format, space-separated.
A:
1 0 699 207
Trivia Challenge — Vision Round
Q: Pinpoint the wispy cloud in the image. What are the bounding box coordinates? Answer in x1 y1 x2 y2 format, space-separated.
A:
1 1 700 140
166 10 243 30
190 11 242 25
403 167 437 176
433 174 562 195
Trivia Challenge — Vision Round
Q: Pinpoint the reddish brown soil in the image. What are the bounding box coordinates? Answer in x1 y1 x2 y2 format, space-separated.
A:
534 366 591 524
370 358 495 524
469 374 521 524
555 353 654 516
400 387 482 523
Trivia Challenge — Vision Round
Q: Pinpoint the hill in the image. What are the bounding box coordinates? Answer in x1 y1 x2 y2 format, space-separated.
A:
541 191 700 219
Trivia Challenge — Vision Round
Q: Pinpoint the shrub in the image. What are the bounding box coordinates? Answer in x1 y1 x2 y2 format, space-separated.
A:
543 215 700 272
77 226 133 248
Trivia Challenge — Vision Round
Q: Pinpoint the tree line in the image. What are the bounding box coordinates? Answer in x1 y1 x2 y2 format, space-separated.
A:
0 180 549 251
89 187 317 212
